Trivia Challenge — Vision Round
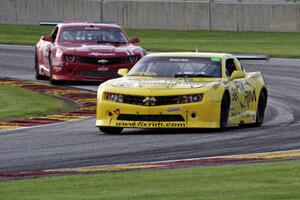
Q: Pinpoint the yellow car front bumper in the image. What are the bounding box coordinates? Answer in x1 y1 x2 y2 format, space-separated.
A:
96 99 221 129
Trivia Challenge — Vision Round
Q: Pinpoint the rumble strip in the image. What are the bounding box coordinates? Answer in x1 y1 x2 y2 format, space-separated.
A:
0 78 96 131
1 149 300 180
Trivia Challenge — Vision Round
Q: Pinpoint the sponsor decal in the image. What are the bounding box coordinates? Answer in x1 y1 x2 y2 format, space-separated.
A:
88 52 115 56
231 80 256 109
244 89 256 108
130 71 157 76
97 67 109 71
112 79 204 89
212 83 221 90
167 107 181 112
115 121 186 128
230 112 242 118
169 58 189 62
211 57 221 62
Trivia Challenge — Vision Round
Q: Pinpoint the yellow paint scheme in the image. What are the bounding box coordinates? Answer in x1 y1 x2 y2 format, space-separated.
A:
96 52 267 129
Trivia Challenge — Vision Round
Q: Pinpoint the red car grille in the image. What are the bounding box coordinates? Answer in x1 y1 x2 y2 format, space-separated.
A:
73 56 138 65
75 71 119 78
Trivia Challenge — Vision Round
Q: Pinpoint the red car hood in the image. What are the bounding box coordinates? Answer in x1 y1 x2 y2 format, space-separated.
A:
56 42 143 57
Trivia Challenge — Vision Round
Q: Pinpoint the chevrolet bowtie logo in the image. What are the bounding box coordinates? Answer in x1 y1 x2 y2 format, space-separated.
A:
143 97 156 106
98 59 109 64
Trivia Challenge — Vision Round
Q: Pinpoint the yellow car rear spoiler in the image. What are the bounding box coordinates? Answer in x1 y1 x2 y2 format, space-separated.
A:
235 54 270 61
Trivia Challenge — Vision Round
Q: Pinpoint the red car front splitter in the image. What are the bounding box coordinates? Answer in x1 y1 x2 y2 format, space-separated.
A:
0 78 97 131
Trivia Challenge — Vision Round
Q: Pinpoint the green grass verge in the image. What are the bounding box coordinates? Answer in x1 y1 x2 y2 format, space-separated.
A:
0 84 79 121
127 29 300 58
0 24 52 45
0 161 299 200
1 24 300 57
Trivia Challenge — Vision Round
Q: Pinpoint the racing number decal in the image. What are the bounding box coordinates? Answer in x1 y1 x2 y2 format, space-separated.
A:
230 79 256 112
244 84 256 108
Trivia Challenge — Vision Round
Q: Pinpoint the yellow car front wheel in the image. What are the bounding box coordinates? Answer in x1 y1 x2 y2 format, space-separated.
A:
220 93 230 130
254 90 267 126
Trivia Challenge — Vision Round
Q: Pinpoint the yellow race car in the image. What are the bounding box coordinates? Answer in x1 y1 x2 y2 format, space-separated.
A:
96 52 268 134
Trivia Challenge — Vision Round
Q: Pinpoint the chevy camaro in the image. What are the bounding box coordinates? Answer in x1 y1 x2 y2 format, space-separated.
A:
96 52 268 134
35 22 146 84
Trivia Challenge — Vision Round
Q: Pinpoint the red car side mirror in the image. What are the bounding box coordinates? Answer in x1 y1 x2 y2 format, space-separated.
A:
42 35 53 42
129 38 140 44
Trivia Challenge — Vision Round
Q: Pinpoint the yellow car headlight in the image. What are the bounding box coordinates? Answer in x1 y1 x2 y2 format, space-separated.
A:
179 94 203 103
106 93 124 103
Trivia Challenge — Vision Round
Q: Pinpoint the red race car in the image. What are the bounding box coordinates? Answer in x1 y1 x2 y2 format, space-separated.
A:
35 22 146 84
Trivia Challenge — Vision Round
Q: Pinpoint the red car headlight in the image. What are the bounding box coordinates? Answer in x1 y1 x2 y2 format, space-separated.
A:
129 55 138 63
64 55 76 62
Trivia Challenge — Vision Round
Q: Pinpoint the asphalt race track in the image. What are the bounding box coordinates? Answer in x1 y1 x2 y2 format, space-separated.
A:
0 45 299 173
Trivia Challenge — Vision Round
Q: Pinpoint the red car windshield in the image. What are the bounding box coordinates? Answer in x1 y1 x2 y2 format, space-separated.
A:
59 27 128 43
128 57 222 78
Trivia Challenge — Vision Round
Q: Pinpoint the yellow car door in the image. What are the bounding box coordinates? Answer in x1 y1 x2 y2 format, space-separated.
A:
225 58 248 125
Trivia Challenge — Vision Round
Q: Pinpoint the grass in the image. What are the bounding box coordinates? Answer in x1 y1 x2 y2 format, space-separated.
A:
0 84 79 121
0 161 300 200
0 24 52 45
1 24 300 57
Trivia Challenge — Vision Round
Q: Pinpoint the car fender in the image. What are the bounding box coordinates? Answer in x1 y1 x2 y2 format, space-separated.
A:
209 81 228 102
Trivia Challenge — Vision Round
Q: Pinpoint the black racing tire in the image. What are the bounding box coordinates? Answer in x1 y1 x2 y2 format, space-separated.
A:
220 93 230 130
99 127 123 134
50 79 64 85
254 91 267 127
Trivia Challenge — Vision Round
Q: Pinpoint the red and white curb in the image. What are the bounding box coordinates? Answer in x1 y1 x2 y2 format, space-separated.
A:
0 78 96 131
1 149 300 180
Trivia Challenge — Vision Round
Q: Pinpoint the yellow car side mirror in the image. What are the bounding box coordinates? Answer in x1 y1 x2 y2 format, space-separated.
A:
118 68 129 77
229 71 246 81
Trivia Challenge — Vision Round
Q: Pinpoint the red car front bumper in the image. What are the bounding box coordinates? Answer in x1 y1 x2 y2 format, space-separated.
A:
51 62 134 82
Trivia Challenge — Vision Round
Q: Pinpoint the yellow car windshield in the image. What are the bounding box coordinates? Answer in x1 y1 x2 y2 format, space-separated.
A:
128 57 222 78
